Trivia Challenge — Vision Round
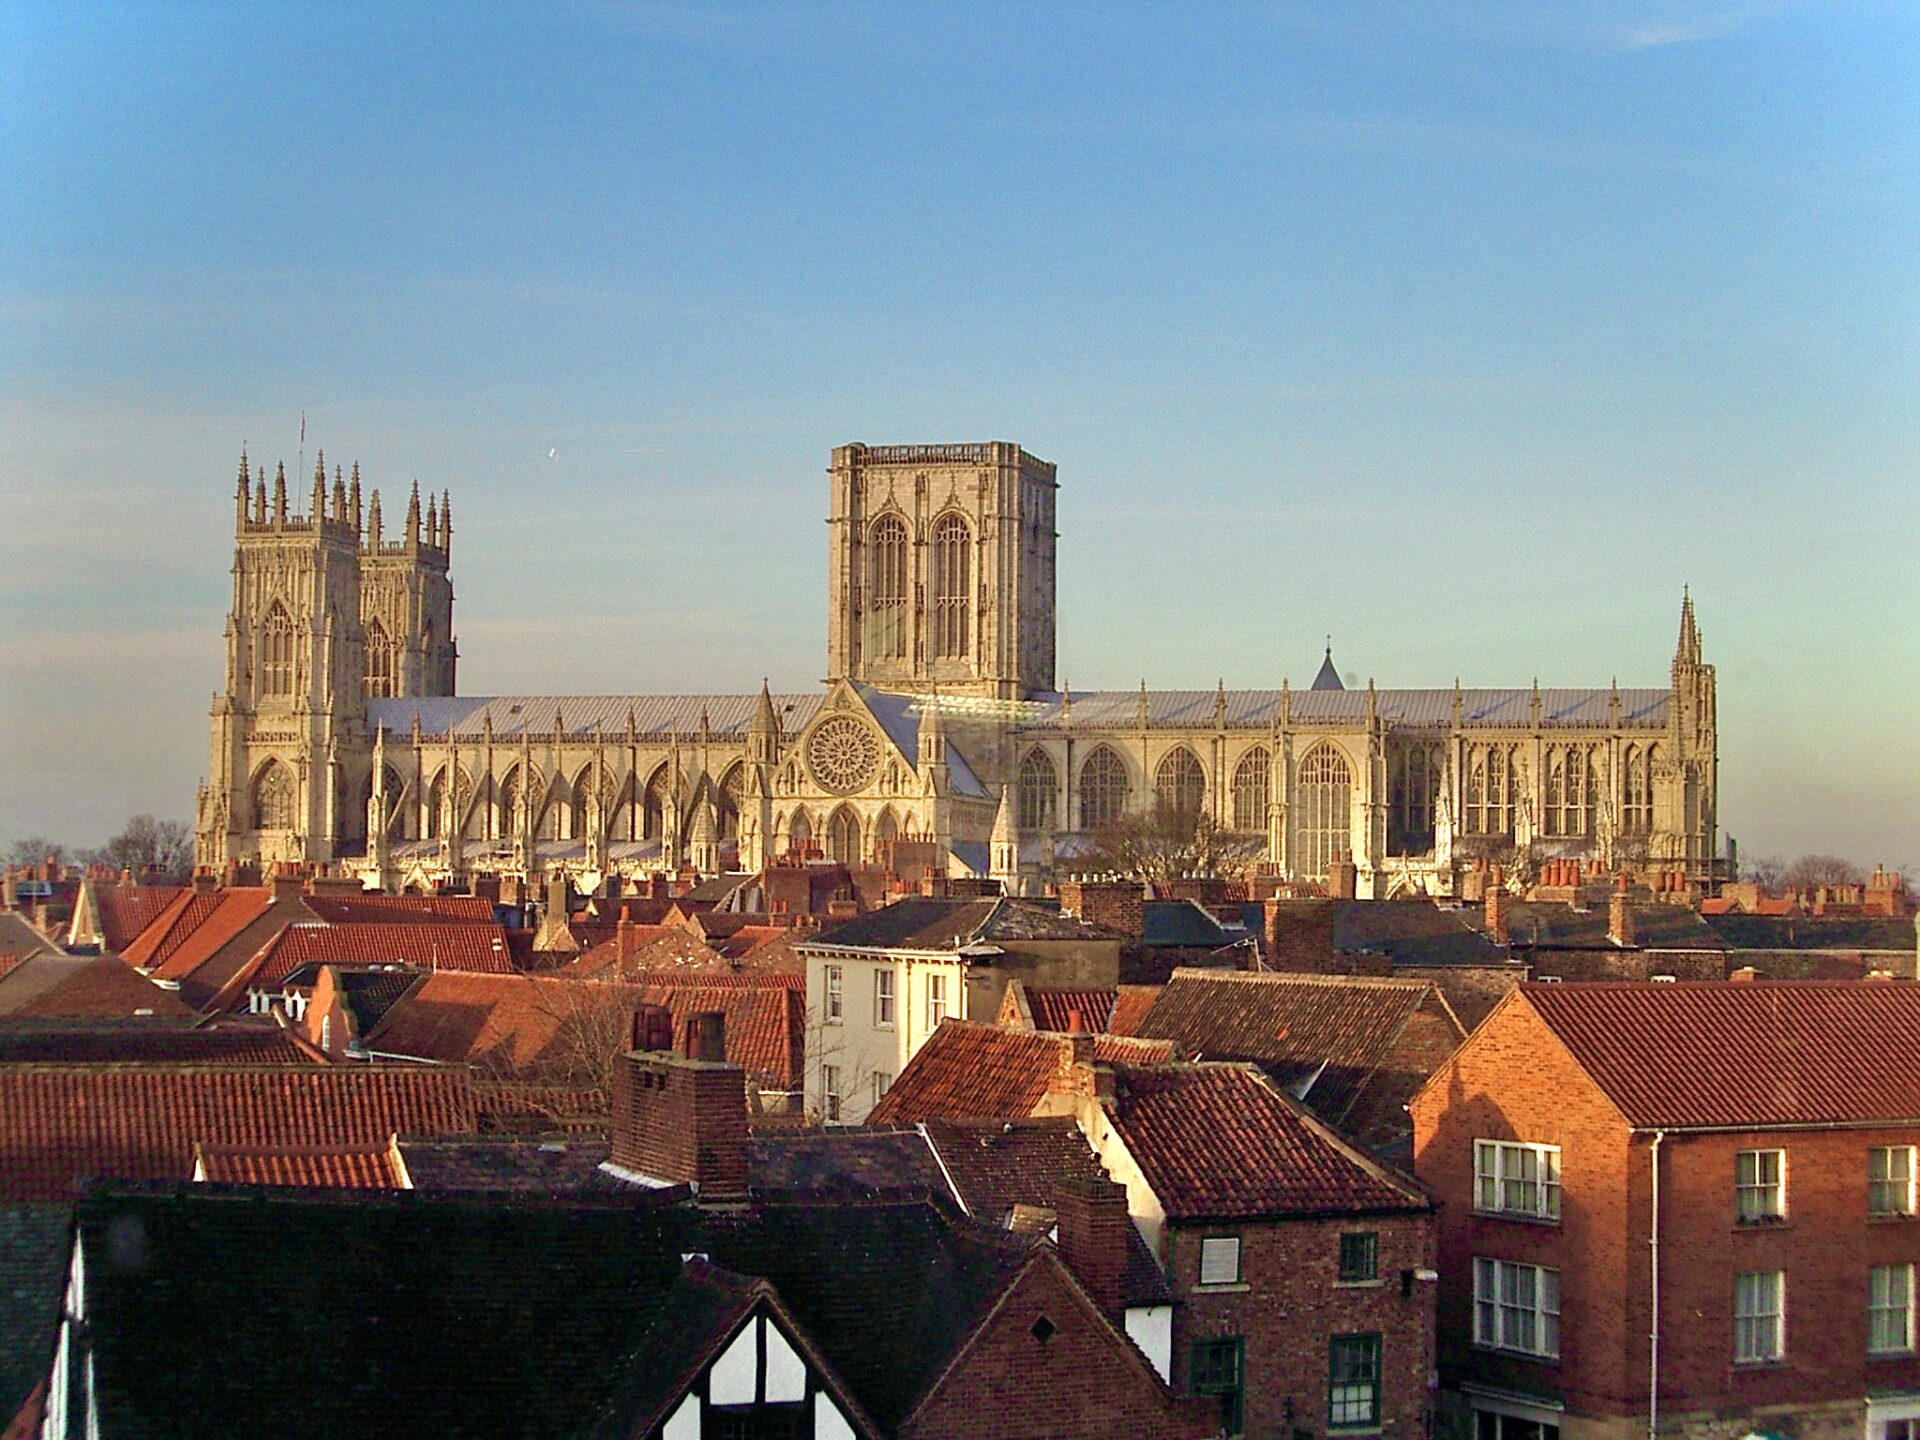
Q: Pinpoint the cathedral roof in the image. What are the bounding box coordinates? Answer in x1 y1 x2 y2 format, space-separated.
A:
368 693 824 740
1020 686 1668 731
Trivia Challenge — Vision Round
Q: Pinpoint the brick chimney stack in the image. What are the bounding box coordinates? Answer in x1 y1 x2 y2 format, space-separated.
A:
1057 879 1144 937
610 1009 748 1201
1053 1175 1132 1325
1608 874 1635 948
1486 865 1509 945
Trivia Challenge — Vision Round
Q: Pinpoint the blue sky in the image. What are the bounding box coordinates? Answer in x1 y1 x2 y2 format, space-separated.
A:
1 1 1914 865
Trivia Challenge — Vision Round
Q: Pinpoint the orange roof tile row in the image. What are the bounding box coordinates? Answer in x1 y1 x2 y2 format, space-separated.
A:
124 889 275 979
0 1066 476 1201
90 883 189 952
195 1141 405 1188
867 1023 1075 1126
251 923 513 985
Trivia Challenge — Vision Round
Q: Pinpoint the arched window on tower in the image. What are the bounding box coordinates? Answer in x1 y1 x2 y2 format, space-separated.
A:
260 603 295 699
252 762 296 831
363 619 395 699
867 514 908 661
930 512 971 660
1293 744 1353 882
828 808 861 866
1155 748 1206 818
787 808 813 859
718 765 743 841
1623 745 1654 833
1232 747 1271 833
1079 746 1130 830
1017 749 1058 832
1389 743 1440 854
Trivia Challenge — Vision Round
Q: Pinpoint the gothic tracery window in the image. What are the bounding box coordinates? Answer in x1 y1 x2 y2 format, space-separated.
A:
1389 743 1441 854
1465 744 1515 835
828 807 862 866
930 512 971 660
252 762 296 831
1293 743 1352 882
1017 748 1059 832
867 513 908 660
718 765 743 841
643 768 671 841
787 808 813 858
1155 747 1206 817
260 602 294 699
1545 745 1597 836
1079 746 1130 830
1232 747 1270 833
1623 745 1654 833
363 619 395 699
569 770 592 840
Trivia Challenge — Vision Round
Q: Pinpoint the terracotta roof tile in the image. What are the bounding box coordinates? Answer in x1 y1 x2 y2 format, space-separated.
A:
250 923 513 985
124 889 275 980
0 954 194 1020
1519 980 1920 1128
1106 1063 1428 1220
0 1022 319 1065
1024 988 1117 1033
301 894 498 925
637 983 805 1092
195 1141 405 1188
1109 985 1161 1037
0 1065 476 1200
866 1021 1172 1127
89 884 189 952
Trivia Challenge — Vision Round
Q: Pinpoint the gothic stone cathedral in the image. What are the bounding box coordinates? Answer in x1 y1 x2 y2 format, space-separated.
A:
197 441 1719 898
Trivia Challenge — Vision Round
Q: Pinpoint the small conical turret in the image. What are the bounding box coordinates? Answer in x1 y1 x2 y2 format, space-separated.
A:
990 782 1019 891
1311 639 1343 692
367 489 383 548
235 448 251 527
405 482 422 546
311 452 327 520
1530 678 1542 729
331 465 346 523
425 493 439 549
254 466 267 524
439 490 452 552
273 462 288 524
1674 586 1701 669
349 463 362 535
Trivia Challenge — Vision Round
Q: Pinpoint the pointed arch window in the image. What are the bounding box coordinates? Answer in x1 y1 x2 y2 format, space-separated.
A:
569 771 592 840
828 808 862 866
1465 744 1514 836
643 768 672 841
1624 745 1654 833
1155 748 1206 817
1079 746 1130 830
867 514 909 661
1232 747 1271 833
1018 749 1059 832
252 762 296 831
1293 743 1352 882
260 603 295 698
718 765 743 841
788 808 813 858
1389 743 1440 854
363 619 395 699
874 806 900 858
1545 745 1592 836
931 512 971 660
499 768 525 838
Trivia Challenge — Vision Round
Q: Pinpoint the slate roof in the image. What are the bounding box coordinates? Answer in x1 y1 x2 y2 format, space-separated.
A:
86 883 188 952
867 1021 1174 1126
1307 899 1508 967
397 1136 616 1195
0 911 64 965
1132 969 1464 1126
1142 900 1239 949
249 922 514 986
1016 686 1669 731
0 1065 476 1200
1477 900 1726 951
750 1129 947 1200
0 1020 320 1066
808 896 1124 952
0 953 194 1020
1106 1063 1430 1221
1517 980 1920 1129
194 1141 404 1188
1703 913 1917 952
0 1204 68 1428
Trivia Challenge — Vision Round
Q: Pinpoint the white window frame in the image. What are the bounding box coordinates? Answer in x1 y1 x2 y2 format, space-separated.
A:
1736 1149 1786 1224
1734 1269 1784 1363
872 1071 892 1105
823 964 843 1023
873 968 895 1029
1198 1235 1242 1287
1473 1257 1560 1359
1872 1146 1916 1218
821 1064 842 1123
926 972 949 1032
1871 1264 1914 1355
1475 1140 1561 1221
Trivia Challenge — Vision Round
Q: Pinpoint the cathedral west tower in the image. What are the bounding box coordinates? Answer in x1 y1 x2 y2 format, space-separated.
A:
826 442 1057 700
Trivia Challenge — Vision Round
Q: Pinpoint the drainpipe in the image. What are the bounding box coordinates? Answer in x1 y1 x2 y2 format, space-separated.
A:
1648 1129 1666 1440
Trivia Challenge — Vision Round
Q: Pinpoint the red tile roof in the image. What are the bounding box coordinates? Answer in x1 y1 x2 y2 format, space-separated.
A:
249 923 514 986
637 983 805 1094
1025 988 1117 1034
867 1021 1176 1127
195 1141 406 1188
301 895 498 925
1108 986 1161 1038
0 954 195 1020
0 1023 320 1066
121 889 267 976
1106 1063 1428 1221
90 884 189 953
0 1065 476 1200
1518 980 1920 1128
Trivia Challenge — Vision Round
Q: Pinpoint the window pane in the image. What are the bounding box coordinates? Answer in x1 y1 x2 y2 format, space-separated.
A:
1200 1237 1241 1286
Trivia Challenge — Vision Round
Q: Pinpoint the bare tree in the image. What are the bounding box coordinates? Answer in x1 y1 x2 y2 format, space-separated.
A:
1062 800 1266 886
1741 854 1786 888
1781 853 1864 888
87 816 193 881
4 837 66 868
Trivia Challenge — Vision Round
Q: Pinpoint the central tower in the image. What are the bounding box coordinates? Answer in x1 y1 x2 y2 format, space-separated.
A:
826 442 1056 699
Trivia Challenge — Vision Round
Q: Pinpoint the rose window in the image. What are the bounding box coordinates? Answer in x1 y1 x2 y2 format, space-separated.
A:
806 716 880 795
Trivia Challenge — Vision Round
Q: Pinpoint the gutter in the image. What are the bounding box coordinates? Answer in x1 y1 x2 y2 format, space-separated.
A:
1647 1129 1665 1440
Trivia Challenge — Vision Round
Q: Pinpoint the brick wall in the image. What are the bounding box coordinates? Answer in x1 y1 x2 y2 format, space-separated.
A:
905 1255 1215 1440
609 1049 748 1198
1263 899 1336 971
1059 880 1145 938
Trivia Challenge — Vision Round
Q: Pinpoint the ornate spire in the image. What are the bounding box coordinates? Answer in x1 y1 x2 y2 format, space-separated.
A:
1674 586 1701 669
1215 678 1226 730
1137 678 1149 730
255 466 267 523
1311 641 1343 692
1609 677 1622 728
235 447 250 527
348 463 362 535
311 452 327 520
1451 677 1463 729
331 465 346 524
405 482 422 546
425 493 439 549
273 462 288 525
440 490 452 552
367 489 383 548
1530 677 1542 729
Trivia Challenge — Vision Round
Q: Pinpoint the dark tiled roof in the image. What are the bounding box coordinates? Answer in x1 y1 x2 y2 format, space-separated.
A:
398 1137 616 1195
750 1129 947 1200
0 953 194 1020
194 1141 404 1188
0 912 63 965
1107 1064 1429 1221
0 1066 476 1200
1142 900 1237 949
1481 900 1726 950
1703 913 1917 952
1328 900 1507 966
251 922 513 985
1133 969 1462 1124
810 897 1122 951
868 1021 1173 1126
1519 980 1920 1128
0 1020 319 1066
0 1204 68 1427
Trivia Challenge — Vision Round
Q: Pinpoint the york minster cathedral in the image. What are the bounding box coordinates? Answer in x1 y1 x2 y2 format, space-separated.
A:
196 442 1719 898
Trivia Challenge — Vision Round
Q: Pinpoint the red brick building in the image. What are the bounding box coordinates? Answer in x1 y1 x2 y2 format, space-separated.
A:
1410 980 1920 1440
